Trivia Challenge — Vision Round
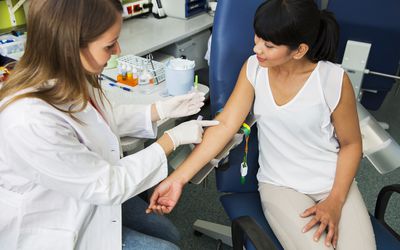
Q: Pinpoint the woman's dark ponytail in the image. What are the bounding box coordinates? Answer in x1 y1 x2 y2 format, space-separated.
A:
254 0 340 63
308 10 340 63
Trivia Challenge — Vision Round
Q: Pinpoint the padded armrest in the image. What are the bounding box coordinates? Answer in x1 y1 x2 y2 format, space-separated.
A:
212 134 244 166
232 216 278 250
374 184 400 240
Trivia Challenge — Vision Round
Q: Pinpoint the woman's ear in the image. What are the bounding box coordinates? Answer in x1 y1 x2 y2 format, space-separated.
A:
292 43 309 60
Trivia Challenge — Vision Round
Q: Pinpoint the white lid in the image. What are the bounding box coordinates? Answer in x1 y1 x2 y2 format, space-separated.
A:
167 58 195 70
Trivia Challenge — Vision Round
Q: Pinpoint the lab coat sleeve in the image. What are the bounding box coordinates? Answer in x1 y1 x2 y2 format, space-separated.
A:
113 104 157 138
3 117 167 206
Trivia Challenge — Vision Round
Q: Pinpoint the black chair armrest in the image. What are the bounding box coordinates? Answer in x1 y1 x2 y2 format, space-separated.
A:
232 216 277 250
374 184 400 240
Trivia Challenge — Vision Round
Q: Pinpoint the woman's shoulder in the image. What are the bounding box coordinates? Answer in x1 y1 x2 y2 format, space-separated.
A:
2 93 52 110
316 61 345 113
318 60 344 73
316 60 345 84
0 96 63 130
247 54 258 66
245 54 261 85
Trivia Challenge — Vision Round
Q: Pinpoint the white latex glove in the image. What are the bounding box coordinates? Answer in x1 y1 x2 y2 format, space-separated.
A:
155 92 205 120
165 119 220 150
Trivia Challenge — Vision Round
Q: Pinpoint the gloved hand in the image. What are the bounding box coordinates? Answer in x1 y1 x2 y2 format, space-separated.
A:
165 119 220 150
155 92 205 120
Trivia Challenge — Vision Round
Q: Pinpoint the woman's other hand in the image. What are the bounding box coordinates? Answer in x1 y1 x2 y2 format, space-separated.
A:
300 196 343 248
146 176 184 215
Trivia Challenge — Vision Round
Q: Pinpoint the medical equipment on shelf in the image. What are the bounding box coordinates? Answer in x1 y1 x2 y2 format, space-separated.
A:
147 54 159 85
121 0 152 19
151 0 166 18
117 64 138 87
116 54 164 87
0 34 26 57
159 0 207 19
342 40 400 174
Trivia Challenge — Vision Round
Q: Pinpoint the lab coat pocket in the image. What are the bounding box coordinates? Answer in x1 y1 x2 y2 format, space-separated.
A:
18 228 76 250
0 187 23 248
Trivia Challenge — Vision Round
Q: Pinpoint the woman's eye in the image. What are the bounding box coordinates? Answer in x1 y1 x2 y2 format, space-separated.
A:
106 43 115 50
265 44 274 49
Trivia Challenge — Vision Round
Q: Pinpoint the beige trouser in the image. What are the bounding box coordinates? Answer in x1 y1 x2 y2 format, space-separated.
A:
258 181 376 250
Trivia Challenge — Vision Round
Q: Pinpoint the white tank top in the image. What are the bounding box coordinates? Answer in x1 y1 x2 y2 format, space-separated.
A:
246 55 344 194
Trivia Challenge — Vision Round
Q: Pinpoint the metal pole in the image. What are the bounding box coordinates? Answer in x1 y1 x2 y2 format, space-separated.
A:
364 69 400 80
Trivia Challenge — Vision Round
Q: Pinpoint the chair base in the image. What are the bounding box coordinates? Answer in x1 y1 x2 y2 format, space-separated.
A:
193 219 233 247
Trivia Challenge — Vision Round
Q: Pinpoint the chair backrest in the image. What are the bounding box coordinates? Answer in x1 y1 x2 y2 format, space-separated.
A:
209 0 263 116
327 0 400 110
209 0 264 193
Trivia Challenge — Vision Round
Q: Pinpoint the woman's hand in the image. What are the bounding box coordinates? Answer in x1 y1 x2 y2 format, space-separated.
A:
300 196 343 248
165 119 219 150
154 92 205 120
146 176 184 215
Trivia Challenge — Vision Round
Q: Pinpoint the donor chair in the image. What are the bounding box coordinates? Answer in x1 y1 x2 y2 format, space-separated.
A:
192 0 400 249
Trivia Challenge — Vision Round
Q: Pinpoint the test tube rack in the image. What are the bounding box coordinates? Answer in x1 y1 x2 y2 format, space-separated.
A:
117 55 166 83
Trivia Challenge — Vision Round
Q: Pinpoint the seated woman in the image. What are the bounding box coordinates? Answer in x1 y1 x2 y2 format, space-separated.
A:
147 0 376 249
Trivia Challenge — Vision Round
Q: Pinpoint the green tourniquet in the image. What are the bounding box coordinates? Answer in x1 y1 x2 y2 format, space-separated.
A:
241 126 250 136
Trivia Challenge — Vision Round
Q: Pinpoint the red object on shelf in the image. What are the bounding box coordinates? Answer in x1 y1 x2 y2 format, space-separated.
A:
127 5 133 14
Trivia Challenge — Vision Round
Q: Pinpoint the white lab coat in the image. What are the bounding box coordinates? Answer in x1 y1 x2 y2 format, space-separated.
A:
0 86 168 250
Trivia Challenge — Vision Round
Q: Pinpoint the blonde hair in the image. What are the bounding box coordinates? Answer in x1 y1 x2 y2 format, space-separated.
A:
0 0 122 116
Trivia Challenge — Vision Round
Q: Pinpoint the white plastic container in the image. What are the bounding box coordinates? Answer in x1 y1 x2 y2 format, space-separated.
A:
0 34 26 57
165 58 195 96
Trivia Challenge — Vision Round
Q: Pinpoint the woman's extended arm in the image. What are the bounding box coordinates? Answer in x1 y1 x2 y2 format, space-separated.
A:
301 73 362 248
147 62 256 213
